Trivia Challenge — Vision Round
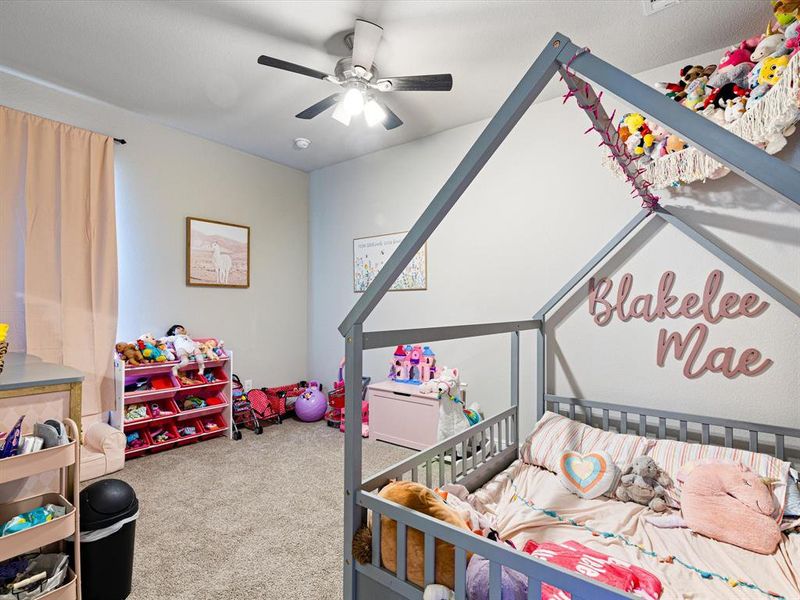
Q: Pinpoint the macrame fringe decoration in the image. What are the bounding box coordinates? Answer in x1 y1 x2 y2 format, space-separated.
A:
602 52 800 189
561 48 661 211
509 479 785 599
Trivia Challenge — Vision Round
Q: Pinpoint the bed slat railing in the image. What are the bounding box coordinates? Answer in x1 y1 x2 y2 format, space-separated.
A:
362 406 519 493
454 548 467 600
357 491 636 599
397 522 407 581
546 394 800 466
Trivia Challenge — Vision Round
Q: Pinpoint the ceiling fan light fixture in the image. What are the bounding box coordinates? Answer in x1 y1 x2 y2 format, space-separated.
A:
331 100 352 126
342 87 365 116
364 98 387 127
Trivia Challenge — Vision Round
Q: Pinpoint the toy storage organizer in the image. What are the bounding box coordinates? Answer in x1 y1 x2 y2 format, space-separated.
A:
112 344 233 459
0 418 82 599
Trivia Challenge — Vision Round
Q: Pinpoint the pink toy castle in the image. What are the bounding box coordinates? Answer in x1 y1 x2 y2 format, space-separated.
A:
389 344 437 384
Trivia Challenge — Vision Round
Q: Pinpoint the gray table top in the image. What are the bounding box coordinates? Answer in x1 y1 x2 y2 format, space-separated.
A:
0 353 84 392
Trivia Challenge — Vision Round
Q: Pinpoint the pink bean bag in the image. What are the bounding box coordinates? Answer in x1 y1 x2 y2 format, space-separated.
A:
681 462 781 554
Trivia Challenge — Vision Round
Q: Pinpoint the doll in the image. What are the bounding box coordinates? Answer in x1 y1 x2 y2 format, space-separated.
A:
162 324 205 375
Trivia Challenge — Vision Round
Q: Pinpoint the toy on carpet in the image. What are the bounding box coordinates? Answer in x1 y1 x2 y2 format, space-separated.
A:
646 462 781 555
389 344 438 384
115 342 144 366
294 381 327 422
163 324 206 376
613 455 672 513
352 480 473 589
326 359 370 437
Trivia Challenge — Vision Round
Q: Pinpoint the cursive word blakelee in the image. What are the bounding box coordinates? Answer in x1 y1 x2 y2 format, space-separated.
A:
588 270 772 379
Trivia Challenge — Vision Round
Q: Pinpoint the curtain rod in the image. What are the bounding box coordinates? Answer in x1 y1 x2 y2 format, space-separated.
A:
113 138 126 145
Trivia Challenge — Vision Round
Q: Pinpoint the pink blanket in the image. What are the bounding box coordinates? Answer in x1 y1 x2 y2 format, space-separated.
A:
523 539 662 599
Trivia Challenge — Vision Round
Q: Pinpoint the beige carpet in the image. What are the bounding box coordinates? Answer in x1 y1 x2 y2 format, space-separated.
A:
104 419 412 600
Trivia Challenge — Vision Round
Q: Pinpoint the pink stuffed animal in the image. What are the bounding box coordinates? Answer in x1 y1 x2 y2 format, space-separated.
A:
648 462 780 555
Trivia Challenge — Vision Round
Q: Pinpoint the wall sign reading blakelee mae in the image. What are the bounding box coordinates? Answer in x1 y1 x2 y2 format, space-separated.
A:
588 270 772 379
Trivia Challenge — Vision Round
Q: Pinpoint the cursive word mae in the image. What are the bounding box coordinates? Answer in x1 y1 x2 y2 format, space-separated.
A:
588 270 772 379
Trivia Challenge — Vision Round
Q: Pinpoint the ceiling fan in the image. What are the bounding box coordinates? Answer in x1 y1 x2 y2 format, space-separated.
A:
257 19 453 130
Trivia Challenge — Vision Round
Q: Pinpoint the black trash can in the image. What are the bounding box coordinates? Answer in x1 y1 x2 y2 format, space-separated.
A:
73 479 139 600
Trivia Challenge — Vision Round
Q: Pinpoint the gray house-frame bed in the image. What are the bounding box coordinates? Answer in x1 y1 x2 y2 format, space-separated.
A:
339 32 800 600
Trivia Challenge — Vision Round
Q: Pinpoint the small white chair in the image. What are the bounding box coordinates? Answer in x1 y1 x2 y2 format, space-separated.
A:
80 422 125 481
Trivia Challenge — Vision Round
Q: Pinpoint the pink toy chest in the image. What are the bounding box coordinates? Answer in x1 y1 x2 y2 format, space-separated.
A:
367 380 439 450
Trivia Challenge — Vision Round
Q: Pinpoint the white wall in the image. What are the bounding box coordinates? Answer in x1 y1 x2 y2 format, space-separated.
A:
309 50 800 436
0 69 309 395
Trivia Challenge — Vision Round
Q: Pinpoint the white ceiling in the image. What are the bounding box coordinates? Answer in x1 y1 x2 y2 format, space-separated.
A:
0 1 772 172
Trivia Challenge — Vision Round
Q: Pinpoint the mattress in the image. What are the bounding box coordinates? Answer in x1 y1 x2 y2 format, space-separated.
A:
467 461 800 600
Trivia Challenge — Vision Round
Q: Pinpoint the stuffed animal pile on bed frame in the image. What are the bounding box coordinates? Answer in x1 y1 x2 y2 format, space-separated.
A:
619 2 800 163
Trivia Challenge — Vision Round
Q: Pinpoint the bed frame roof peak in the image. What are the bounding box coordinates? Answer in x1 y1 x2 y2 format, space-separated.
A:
339 32 800 337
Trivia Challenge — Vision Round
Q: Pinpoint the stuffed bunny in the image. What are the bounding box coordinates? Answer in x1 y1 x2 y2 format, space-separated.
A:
613 456 673 512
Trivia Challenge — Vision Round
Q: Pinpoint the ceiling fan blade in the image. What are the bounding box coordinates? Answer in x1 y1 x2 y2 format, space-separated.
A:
375 99 403 130
352 19 383 72
257 55 331 80
295 94 342 119
376 74 453 92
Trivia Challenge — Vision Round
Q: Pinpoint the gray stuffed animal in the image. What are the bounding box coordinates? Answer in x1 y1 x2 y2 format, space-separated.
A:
613 456 673 512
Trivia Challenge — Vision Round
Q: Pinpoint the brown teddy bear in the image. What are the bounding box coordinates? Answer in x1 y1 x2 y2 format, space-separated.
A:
352 480 472 589
115 342 144 366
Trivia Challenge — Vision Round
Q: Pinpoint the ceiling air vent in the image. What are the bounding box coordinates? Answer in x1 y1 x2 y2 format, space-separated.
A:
642 0 681 15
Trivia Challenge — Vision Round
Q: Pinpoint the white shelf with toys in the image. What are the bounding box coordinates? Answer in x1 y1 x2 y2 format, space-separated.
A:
112 332 233 460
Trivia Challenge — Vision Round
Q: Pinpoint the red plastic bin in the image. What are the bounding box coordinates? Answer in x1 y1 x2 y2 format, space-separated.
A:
199 414 227 438
125 429 151 458
123 403 151 425
148 398 179 420
175 418 204 446
148 422 180 449
176 367 227 389
124 372 179 402
176 394 227 417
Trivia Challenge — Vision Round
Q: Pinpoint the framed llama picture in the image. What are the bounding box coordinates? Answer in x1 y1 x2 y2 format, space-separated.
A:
186 217 250 288
353 231 427 293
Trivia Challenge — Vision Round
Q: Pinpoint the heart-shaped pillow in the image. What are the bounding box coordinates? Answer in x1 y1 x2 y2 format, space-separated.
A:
558 450 619 499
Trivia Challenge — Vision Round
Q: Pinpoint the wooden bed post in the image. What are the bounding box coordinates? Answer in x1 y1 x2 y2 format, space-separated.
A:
343 322 364 600
510 330 520 446
536 320 545 422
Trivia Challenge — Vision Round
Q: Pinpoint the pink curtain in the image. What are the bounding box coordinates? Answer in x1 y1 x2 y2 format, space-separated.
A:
0 105 118 417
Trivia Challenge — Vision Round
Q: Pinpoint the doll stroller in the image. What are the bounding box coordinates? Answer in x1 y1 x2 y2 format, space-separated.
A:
248 381 308 425
230 374 263 440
